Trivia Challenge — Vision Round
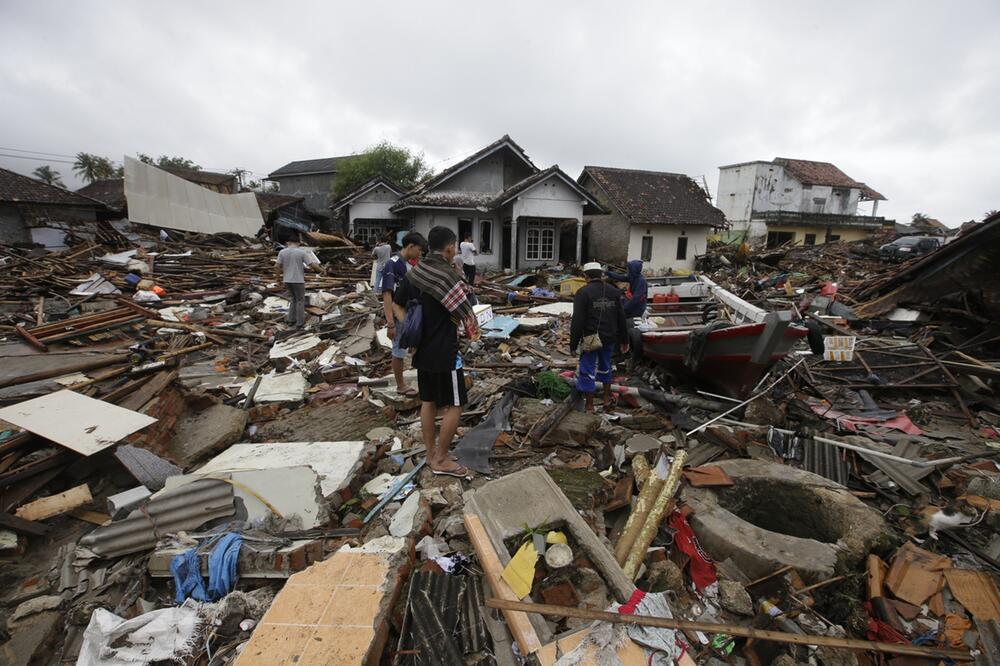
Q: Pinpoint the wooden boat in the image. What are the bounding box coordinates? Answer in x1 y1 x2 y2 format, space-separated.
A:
636 275 808 397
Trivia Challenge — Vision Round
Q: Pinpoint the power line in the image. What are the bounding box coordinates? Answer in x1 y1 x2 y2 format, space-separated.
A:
0 152 77 165
0 146 78 159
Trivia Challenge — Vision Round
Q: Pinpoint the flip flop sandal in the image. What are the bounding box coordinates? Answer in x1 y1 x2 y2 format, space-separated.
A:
397 387 419 397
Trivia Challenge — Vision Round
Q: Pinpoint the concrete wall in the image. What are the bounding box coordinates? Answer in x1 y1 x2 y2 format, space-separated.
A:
273 173 337 212
412 211 503 270
0 203 29 244
586 213 630 267
626 224 708 273
766 225 872 246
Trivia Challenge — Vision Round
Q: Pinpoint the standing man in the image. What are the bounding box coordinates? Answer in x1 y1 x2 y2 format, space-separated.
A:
393 226 479 477
371 233 393 295
381 232 427 397
570 262 629 412
606 260 648 317
459 232 478 284
275 232 324 329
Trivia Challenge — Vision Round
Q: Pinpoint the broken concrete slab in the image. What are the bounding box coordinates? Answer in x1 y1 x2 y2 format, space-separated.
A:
195 441 366 498
625 433 661 455
681 459 887 582
268 334 323 360
10 595 62 622
512 398 601 446
463 467 634 646
235 535 410 666
167 400 248 464
388 491 426 538
164 465 328 529
0 610 62 665
148 538 324 578
239 371 308 403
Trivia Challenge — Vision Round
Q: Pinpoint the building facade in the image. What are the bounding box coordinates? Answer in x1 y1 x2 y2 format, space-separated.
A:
266 157 353 217
578 167 725 273
716 158 888 246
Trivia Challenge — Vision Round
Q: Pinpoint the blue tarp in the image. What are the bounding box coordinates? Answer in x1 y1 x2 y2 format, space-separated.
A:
483 315 520 339
171 532 242 603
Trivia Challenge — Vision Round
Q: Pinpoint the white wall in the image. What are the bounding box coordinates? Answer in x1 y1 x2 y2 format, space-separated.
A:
412 211 503 270
626 224 707 273
348 185 402 226
512 177 584 269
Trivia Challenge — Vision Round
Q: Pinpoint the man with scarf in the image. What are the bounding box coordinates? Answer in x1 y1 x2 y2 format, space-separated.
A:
393 226 479 477
606 260 648 317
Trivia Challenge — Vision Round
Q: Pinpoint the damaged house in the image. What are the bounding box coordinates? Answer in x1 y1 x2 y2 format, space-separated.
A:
266 156 354 219
330 176 411 245
716 157 890 247
389 135 605 270
578 166 726 273
0 167 110 246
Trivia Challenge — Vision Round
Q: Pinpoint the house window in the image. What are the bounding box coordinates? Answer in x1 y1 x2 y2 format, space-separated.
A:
640 236 653 262
524 219 555 261
804 233 817 245
352 221 382 245
813 197 826 212
766 231 795 248
827 234 841 242
479 219 493 254
676 236 688 260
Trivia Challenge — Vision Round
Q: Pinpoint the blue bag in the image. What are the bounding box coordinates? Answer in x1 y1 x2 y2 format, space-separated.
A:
397 298 423 349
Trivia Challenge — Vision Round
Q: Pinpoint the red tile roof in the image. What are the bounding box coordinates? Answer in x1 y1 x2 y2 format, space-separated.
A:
76 178 126 210
0 168 107 207
580 166 726 226
774 158 887 201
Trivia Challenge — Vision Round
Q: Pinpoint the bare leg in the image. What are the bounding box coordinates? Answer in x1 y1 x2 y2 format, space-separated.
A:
428 405 465 473
585 393 594 412
392 357 411 392
420 401 436 455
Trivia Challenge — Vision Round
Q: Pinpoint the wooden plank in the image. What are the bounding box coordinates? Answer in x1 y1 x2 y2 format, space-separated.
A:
14 483 92 521
465 513 543 655
0 510 49 536
485 598 972 661
68 508 111 525
14 324 48 352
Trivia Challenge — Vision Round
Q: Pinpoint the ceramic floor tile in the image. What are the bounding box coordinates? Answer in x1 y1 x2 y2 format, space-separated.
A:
261 583 336 625
288 552 354 587
299 626 376 664
341 554 390 586
235 625 313 666
321 585 382 627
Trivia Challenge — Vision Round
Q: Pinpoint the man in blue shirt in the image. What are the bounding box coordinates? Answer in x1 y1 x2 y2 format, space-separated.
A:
381 232 427 397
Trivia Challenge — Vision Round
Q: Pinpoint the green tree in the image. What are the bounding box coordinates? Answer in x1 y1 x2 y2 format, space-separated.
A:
911 212 930 224
73 152 117 183
331 141 432 200
137 154 201 171
32 165 65 187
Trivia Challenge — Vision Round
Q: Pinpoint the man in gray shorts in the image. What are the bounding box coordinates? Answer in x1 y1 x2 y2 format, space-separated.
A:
275 232 324 328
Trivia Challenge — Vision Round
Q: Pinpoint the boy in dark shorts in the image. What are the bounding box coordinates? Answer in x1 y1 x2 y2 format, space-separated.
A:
393 226 479 477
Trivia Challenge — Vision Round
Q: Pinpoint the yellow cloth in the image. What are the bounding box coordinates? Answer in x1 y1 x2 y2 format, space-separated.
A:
501 541 538 599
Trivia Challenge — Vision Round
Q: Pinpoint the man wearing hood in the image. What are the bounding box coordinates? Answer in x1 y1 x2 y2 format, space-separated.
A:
606 260 648 317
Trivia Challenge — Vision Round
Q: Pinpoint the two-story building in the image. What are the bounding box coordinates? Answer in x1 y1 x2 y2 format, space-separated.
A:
266 156 353 217
716 158 889 247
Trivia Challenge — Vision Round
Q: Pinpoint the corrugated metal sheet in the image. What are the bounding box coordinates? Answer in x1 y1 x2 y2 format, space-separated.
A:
802 438 850 486
394 571 489 665
78 478 234 558
859 440 934 496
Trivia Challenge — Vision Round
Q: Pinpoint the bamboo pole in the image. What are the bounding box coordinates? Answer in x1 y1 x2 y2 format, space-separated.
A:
622 449 687 580
613 467 664 565
484 599 971 661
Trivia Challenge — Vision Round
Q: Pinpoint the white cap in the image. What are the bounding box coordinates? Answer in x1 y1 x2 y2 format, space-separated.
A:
582 262 604 273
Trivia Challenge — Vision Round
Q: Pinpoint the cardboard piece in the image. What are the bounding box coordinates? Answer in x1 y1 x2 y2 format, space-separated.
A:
0 390 157 456
945 570 1000 622
885 542 951 607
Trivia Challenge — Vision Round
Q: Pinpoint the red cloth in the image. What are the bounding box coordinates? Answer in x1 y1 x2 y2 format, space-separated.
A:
667 511 717 590
619 588 646 615
863 603 907 644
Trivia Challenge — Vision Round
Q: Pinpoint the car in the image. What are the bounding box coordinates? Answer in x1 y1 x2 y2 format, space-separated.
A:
879 236 941 262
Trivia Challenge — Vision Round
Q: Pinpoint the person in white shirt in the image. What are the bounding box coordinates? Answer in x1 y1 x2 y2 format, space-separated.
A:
459 233 477 284
371 233 392 294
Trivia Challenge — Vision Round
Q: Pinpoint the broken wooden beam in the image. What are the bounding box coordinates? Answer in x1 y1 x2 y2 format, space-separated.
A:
527 391 578 446
484 598 972 661
14 483 92 521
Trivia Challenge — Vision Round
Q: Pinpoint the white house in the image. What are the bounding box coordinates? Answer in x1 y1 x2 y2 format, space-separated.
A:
716 158 888 247
330 176 411 245
578 166 726 273
389 136 604 271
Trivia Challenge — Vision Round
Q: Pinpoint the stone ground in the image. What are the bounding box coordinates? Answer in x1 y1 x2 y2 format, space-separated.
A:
255 399 393 442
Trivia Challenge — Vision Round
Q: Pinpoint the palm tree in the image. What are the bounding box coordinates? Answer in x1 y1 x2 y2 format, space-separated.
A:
32 165 64 188
73 153 118 183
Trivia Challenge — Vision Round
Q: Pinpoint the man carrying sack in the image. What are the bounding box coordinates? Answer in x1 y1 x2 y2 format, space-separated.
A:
570 262 629 412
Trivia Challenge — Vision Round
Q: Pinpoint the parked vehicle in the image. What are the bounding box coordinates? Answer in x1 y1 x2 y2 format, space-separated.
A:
879 236 941 262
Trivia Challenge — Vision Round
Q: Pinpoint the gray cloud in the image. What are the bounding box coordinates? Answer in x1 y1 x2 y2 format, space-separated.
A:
1 1 997 224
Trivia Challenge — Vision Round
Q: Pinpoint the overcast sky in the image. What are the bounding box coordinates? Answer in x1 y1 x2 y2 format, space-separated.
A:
2 1 997 225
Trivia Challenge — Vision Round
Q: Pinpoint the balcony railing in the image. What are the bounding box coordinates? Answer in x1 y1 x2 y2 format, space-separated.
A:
752 211 889 229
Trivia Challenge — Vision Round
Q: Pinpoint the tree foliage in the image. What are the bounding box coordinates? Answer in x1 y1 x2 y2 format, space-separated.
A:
73 153 118 183
32 165 65 188
138 154 201 171
331 141 432 200
911 212 930 224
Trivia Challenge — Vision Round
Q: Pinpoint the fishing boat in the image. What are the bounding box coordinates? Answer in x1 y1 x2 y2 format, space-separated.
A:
634 274 810 398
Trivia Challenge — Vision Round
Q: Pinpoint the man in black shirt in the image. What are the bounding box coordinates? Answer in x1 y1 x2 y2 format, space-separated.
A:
393 226 479 477
570 262 629 412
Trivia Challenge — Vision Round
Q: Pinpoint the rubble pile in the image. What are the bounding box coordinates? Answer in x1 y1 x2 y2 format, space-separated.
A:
1 215 999 666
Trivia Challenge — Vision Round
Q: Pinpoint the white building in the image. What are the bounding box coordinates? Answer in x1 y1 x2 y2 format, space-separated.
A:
716 158 888 246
